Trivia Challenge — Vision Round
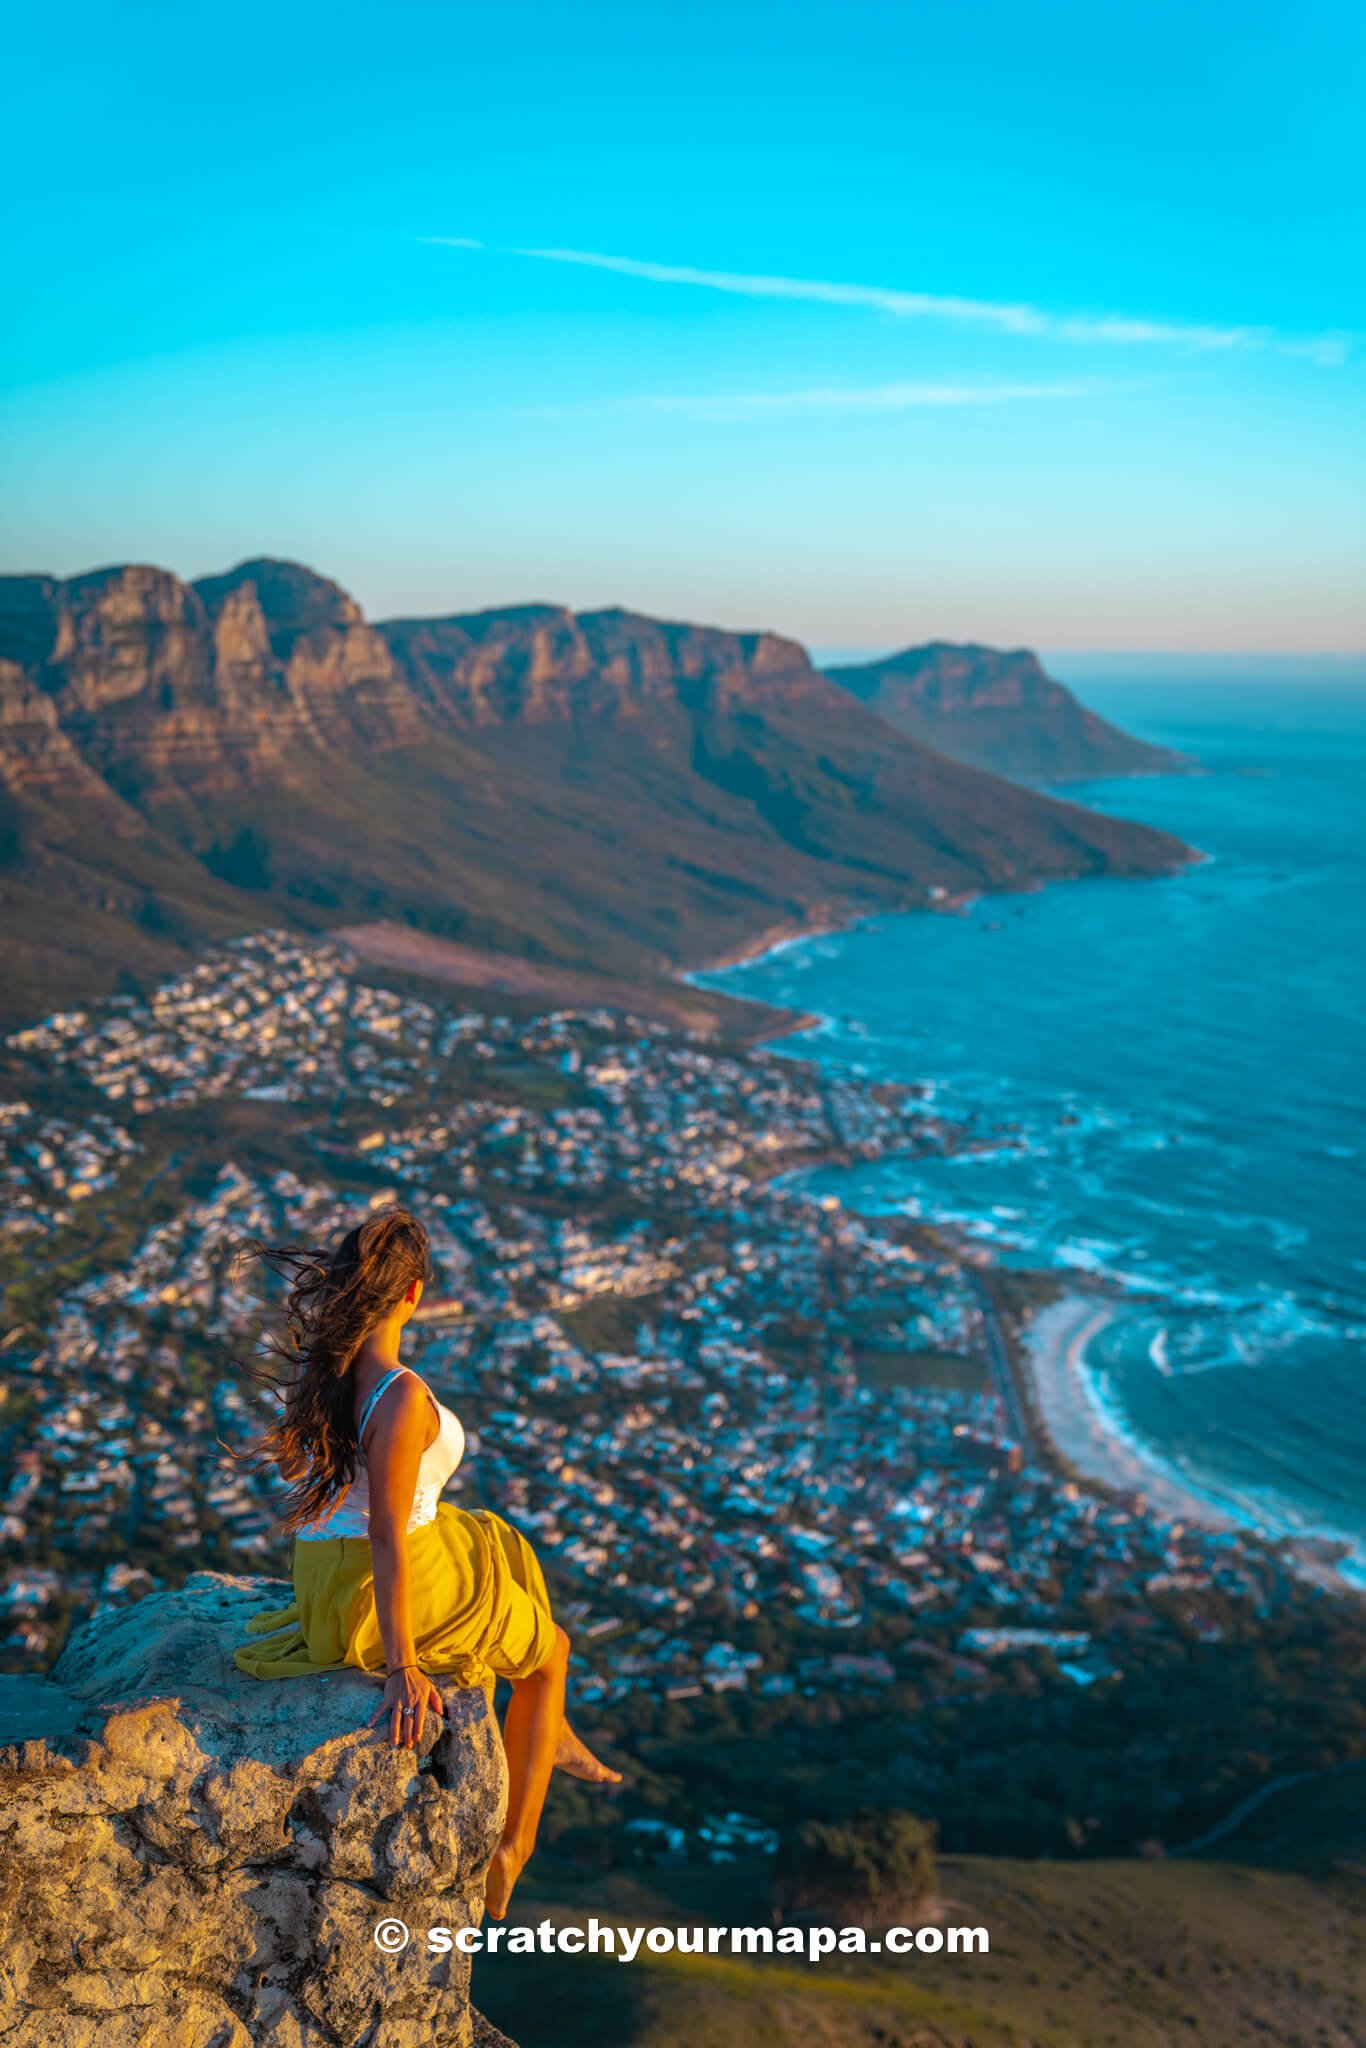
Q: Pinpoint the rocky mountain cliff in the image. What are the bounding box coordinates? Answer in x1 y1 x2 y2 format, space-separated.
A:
824 642 1192 783
383 604 830 729
0 1573 517 2047
0 560 1196 1023
0 561 423 806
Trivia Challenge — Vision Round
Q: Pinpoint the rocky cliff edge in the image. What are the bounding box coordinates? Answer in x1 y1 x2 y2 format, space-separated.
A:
0 1574 517 2048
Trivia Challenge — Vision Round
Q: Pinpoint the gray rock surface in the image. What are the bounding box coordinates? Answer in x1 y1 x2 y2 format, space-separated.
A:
0 1572 517 2046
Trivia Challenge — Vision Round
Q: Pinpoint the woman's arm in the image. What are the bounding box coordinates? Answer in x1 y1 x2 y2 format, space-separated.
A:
362 1380 445 1746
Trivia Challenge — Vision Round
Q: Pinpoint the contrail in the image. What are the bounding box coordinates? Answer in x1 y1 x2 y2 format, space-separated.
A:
415 236 1350 364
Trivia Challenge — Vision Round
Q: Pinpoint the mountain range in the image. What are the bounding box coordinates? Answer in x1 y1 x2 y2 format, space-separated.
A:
824 642 1192 782
0 559 1195 1027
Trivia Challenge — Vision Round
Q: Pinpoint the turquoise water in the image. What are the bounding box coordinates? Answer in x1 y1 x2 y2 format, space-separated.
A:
698 674 1366 1574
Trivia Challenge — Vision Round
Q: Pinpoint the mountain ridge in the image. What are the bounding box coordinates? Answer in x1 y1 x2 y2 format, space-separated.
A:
0 558 1197 1026
825 639 1194 782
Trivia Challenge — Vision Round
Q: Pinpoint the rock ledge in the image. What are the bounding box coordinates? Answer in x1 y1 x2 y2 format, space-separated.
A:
0 1573 516 2047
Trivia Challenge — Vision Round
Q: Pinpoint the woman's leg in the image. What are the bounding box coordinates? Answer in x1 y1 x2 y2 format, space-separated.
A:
485 1622 571 1920
476 1517 621 1914
555 1719 622 1783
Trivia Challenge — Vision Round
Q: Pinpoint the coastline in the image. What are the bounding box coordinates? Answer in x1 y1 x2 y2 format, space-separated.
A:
1021 1293 1364 1598
686 836 1203 1025
694 906 885 976
1022 1295 1244 1530
695 894 1364 1606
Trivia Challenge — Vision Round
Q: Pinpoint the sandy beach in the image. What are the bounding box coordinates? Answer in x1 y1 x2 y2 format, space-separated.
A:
1023 1295 1243 1530
1023 1294 1363 1595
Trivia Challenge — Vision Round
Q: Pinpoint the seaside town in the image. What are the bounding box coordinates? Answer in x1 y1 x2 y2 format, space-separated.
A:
0 931 1355 1855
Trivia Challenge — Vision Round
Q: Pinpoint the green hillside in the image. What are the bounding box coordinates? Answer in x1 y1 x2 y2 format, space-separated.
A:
473 1845 1366 2048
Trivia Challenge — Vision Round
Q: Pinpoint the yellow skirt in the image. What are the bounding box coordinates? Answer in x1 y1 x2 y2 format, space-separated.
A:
233 1502 557 1697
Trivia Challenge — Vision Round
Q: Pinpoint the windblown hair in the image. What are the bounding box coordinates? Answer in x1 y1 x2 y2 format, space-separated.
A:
235 1205 430 1534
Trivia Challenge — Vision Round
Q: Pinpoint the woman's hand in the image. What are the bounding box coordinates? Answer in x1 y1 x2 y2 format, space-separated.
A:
367 1664 445 1748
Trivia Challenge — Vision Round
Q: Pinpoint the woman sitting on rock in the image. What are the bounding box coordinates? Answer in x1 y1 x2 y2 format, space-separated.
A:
233 1204 618 1918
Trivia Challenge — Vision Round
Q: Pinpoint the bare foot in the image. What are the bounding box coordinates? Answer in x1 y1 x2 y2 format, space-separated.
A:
554 1718 623 1785
484 1838 528 1922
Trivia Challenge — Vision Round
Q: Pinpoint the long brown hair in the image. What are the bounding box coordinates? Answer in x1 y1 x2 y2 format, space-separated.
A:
236 1205 430 1533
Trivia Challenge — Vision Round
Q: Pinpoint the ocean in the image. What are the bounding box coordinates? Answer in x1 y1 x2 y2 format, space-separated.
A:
696 667 1366 1583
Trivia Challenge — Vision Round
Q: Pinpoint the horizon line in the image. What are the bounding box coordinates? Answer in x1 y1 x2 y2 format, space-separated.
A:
1 555 1361 663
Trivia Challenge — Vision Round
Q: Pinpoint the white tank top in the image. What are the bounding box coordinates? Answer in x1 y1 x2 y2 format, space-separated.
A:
294 1364 466 1541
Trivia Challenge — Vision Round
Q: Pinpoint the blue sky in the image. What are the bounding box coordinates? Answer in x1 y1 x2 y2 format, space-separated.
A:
2 0 1362 652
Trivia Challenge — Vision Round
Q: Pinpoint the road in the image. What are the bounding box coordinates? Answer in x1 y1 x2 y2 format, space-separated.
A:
1166 1760 1365 1858
967 1270 1031 1450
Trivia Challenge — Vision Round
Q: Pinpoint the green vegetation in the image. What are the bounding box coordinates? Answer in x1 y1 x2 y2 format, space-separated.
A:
542 1588 1366 1866
853 1345 989 1394
556 1291 669 1358
472 1855 1366 2048
777 1810 937 1916
1187 1764 1366 1875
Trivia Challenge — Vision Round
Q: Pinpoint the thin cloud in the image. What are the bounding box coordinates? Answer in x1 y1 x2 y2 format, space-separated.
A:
1055 314 1255 350
415 235 1350 363
510 245 1046 335
565 379 1113 420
